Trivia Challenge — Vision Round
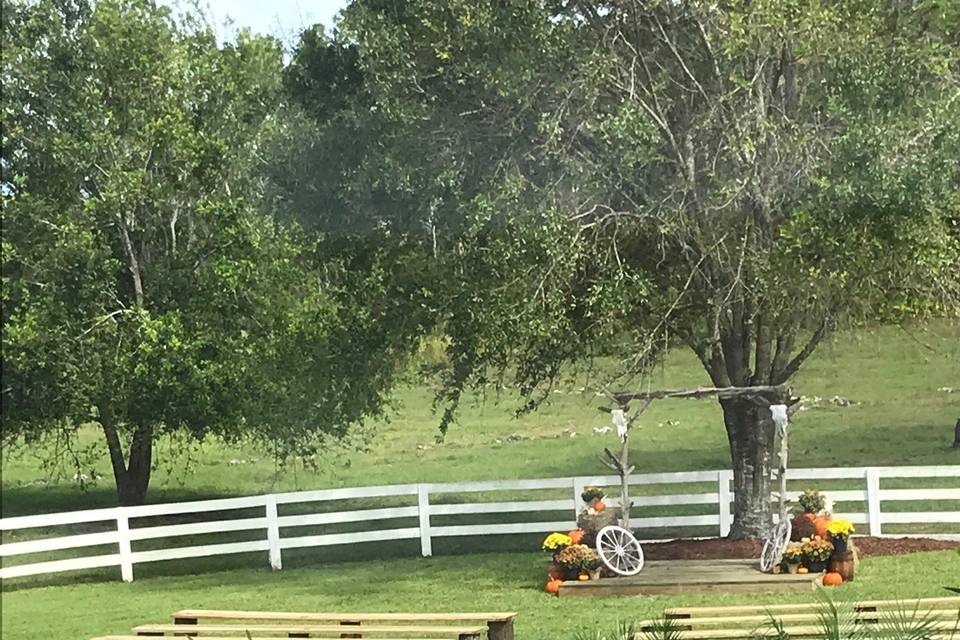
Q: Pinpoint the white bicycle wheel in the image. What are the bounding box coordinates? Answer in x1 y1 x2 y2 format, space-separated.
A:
596 525 644 576
760 520 792 572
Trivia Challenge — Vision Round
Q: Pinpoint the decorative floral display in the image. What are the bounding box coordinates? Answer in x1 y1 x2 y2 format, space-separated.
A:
542 532 572 551
581 486 606 504
798 489 827 514
555 543 602 575
827 519 855 539
802 536 834 563
777 486 855 577
782 543 804 563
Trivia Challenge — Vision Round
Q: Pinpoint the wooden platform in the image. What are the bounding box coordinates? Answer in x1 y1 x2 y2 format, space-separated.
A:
558 559 817 597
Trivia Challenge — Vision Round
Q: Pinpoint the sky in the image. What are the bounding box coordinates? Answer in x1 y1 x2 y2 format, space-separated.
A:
160 0 349 45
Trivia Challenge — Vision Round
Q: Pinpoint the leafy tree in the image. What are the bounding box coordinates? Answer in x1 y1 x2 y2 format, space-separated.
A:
1 0 407 505
284 0 960 536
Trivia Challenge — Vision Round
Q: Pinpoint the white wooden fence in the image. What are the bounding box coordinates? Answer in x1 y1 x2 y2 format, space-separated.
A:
1 465 957 583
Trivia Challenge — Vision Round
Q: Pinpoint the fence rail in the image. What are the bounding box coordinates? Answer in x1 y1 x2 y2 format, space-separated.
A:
1 465 957 583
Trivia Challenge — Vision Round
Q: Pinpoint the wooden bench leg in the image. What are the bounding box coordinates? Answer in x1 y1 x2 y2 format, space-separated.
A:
856 605 880 625
488 620 514 640
340 620 361 638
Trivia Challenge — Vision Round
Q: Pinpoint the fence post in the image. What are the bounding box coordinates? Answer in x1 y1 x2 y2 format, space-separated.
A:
115 508 134 583
572 477 585 520
866 467 882 536
265 495 282 571
417 484 433 557
717 470 733 538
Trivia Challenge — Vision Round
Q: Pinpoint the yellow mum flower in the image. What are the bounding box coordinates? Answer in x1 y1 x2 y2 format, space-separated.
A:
542 532 573 551
827 519 855 537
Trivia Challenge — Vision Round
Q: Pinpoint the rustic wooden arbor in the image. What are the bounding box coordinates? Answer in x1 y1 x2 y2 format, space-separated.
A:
599 385 798 532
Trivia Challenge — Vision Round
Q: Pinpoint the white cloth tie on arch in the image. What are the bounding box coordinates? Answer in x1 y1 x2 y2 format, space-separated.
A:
770 403 789 436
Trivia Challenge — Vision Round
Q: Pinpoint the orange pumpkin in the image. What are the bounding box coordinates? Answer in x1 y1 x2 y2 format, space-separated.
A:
545 578 563 594
797 567 809 574
568 529 585 545
594 501 607 513
578 572 590 581
823 572 843 586
813 517 830 539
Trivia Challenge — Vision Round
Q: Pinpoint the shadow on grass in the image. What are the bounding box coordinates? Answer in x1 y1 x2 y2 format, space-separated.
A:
0 534 553 593
0 485 248 519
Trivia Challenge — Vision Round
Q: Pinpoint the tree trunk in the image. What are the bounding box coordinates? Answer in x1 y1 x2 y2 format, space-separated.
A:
953 418 960 449
99 404 153 506
719 396 777 539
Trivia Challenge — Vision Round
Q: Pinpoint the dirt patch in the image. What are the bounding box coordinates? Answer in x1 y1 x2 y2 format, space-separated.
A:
643 536 960 560
846 537 960 558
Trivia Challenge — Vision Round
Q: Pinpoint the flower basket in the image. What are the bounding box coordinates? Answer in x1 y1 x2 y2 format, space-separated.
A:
554 544 602 580
832 537 848 555
806 561 826 573
827 519 854 557
801 535 833 573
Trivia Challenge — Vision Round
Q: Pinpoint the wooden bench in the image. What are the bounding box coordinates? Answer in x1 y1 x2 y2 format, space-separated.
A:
92 609 518 640
639 596 960 639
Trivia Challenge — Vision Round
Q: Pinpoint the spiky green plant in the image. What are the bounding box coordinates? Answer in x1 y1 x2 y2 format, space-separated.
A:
815 589 863 640
748 591 958 640
573 620 642 640
752 614 793 640
869 602 959 640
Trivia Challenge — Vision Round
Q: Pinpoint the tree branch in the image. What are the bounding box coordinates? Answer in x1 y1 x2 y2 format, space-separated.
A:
773 319 830 384
612 385 787 404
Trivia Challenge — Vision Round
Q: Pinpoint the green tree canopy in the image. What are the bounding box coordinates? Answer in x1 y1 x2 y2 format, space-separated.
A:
283 0 960 536
1 0 409 504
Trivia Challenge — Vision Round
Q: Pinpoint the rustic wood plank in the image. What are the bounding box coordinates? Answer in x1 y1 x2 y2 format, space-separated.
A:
560 559 815 597
170 610 517 622
561 580 814 597
628 621 960 640
643 609 960 628
111 637 458 640
666 596 960 616
135 623 485 634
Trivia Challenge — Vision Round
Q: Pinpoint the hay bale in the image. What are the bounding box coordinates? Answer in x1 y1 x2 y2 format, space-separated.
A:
577 507 621 547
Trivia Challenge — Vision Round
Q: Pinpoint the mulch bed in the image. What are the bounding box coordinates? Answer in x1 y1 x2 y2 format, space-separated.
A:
644 536 960 560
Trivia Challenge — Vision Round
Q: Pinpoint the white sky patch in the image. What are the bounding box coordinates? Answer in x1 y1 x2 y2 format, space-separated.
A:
159 0 349 46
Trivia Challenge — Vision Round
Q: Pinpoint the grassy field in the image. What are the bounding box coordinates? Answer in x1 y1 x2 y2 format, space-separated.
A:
0 323 958 637
3 323 958 517
2 549 959 640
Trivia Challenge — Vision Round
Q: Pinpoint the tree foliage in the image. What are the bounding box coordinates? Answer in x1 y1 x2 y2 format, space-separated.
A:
1 0 407 504
283 0 960 535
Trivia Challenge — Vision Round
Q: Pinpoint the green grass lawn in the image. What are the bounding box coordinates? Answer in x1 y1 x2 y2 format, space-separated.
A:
1 549 958 640
1 323 958 638
2 323 958 518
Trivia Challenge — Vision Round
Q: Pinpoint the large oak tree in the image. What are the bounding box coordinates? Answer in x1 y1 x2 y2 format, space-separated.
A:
283 0 959 537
